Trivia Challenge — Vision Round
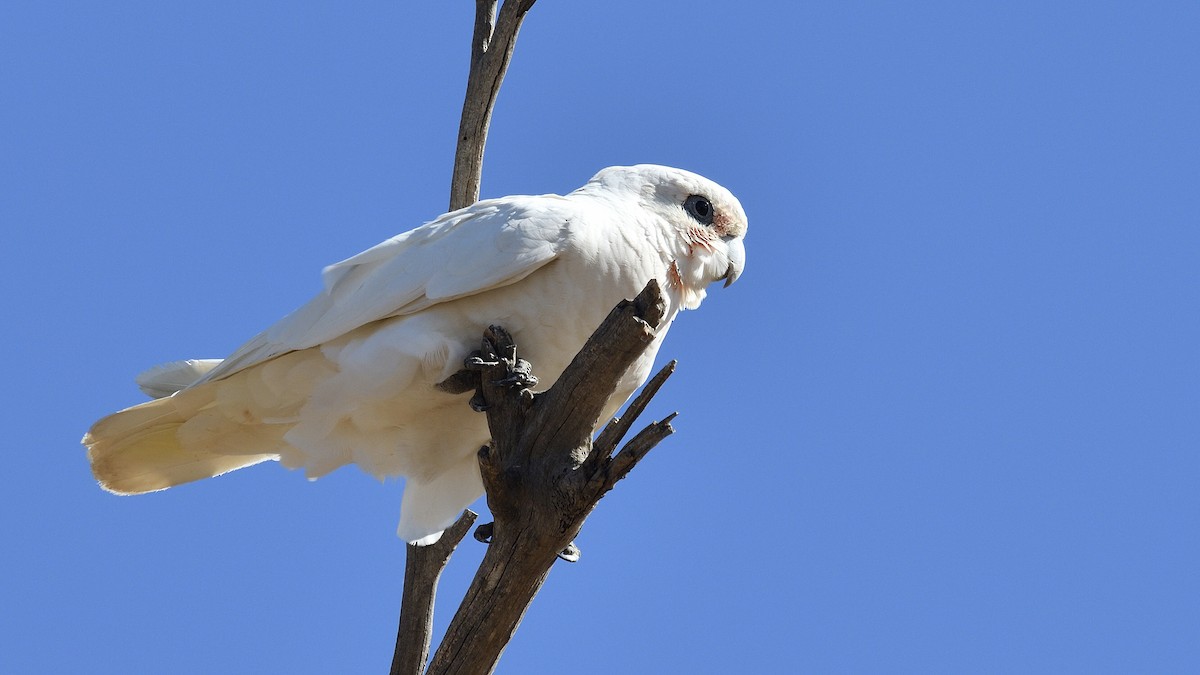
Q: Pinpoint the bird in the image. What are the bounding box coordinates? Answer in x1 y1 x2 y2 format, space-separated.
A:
83 164 748 545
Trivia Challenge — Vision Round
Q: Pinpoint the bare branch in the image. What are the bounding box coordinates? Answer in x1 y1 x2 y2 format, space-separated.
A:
389 2 539 670
449 0 538 210
605 412 677 489
526 280 667 448
590 359 677 469
389 510 477 675
425 280 678 674
391 6 684 673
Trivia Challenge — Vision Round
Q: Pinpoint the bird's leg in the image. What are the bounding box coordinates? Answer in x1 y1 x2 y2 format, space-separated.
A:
434 367 479 394
435 348 492 395
456 349 499 411
436 348 501 409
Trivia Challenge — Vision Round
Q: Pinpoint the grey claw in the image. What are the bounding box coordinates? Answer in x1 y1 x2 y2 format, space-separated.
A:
492 373 538 387
465 355 499 369
492 358 538 388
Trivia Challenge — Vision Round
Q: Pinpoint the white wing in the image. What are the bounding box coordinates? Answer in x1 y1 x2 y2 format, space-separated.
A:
136 359 222 398
198 194 573 384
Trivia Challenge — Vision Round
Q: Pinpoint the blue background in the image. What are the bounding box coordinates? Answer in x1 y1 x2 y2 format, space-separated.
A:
3 1 1197 673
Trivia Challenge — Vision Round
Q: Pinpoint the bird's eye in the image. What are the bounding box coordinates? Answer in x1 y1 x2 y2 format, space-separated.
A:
683 194 714 225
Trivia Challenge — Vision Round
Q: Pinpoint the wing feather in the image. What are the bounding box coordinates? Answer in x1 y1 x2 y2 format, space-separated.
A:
199 195 571 384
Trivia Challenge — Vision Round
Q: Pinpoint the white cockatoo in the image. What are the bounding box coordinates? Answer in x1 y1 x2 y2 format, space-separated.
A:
84 164 747 544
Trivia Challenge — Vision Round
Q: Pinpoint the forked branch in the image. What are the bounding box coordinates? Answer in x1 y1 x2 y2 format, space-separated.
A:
392 2 537 673
394 4 682 674
425 280 678 675
389 511 477 675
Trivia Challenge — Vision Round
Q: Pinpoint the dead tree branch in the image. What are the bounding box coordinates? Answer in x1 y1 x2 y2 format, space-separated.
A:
390 511 477 675
425 280 677 675
450 0 538 211
396 3 681 673
391 2 537 672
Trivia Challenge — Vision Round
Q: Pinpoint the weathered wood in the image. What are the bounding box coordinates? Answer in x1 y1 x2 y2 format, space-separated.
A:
391 2 537 671
425 280 678 675
449 0 538 211
390 510 477 675
393 4 683 673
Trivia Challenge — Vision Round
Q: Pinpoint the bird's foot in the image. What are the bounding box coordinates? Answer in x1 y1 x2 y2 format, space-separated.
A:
492 358 538 389
473 523 579 562
463 351 499 369
458 328 540 412
557 541 581 563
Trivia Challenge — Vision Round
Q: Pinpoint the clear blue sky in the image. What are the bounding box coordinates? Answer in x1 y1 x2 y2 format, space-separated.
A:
3 2 1197 673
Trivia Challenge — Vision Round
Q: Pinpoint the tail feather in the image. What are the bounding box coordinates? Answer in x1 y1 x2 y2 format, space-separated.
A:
84 384 277 494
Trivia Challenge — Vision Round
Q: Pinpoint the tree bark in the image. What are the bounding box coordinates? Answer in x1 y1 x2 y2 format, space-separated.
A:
391 2 538 672
390 511 477 675
395 3 683 673
449 0 538 211
425 280 677 675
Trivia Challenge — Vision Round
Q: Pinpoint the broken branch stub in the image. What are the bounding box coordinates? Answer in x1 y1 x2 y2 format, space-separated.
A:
425 279 679 674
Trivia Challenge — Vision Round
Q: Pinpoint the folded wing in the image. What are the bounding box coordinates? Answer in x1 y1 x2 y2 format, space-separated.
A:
199 195 571 384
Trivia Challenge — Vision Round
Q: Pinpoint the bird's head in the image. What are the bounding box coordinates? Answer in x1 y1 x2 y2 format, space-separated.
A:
587 164 747 309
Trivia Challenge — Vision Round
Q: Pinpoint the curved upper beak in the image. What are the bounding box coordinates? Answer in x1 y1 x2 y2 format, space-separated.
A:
721 237 745 288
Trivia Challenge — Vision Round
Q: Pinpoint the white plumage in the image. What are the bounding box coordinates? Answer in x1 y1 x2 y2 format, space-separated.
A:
84 164 748 544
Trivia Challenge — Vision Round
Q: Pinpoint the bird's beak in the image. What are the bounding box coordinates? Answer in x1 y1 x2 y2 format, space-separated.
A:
721 237 745 287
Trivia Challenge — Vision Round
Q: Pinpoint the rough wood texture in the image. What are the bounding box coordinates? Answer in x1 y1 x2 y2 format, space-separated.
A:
395 4 681 673
449 0 538 211
391 2 537 672
424 280 678 675
390 511 477 675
